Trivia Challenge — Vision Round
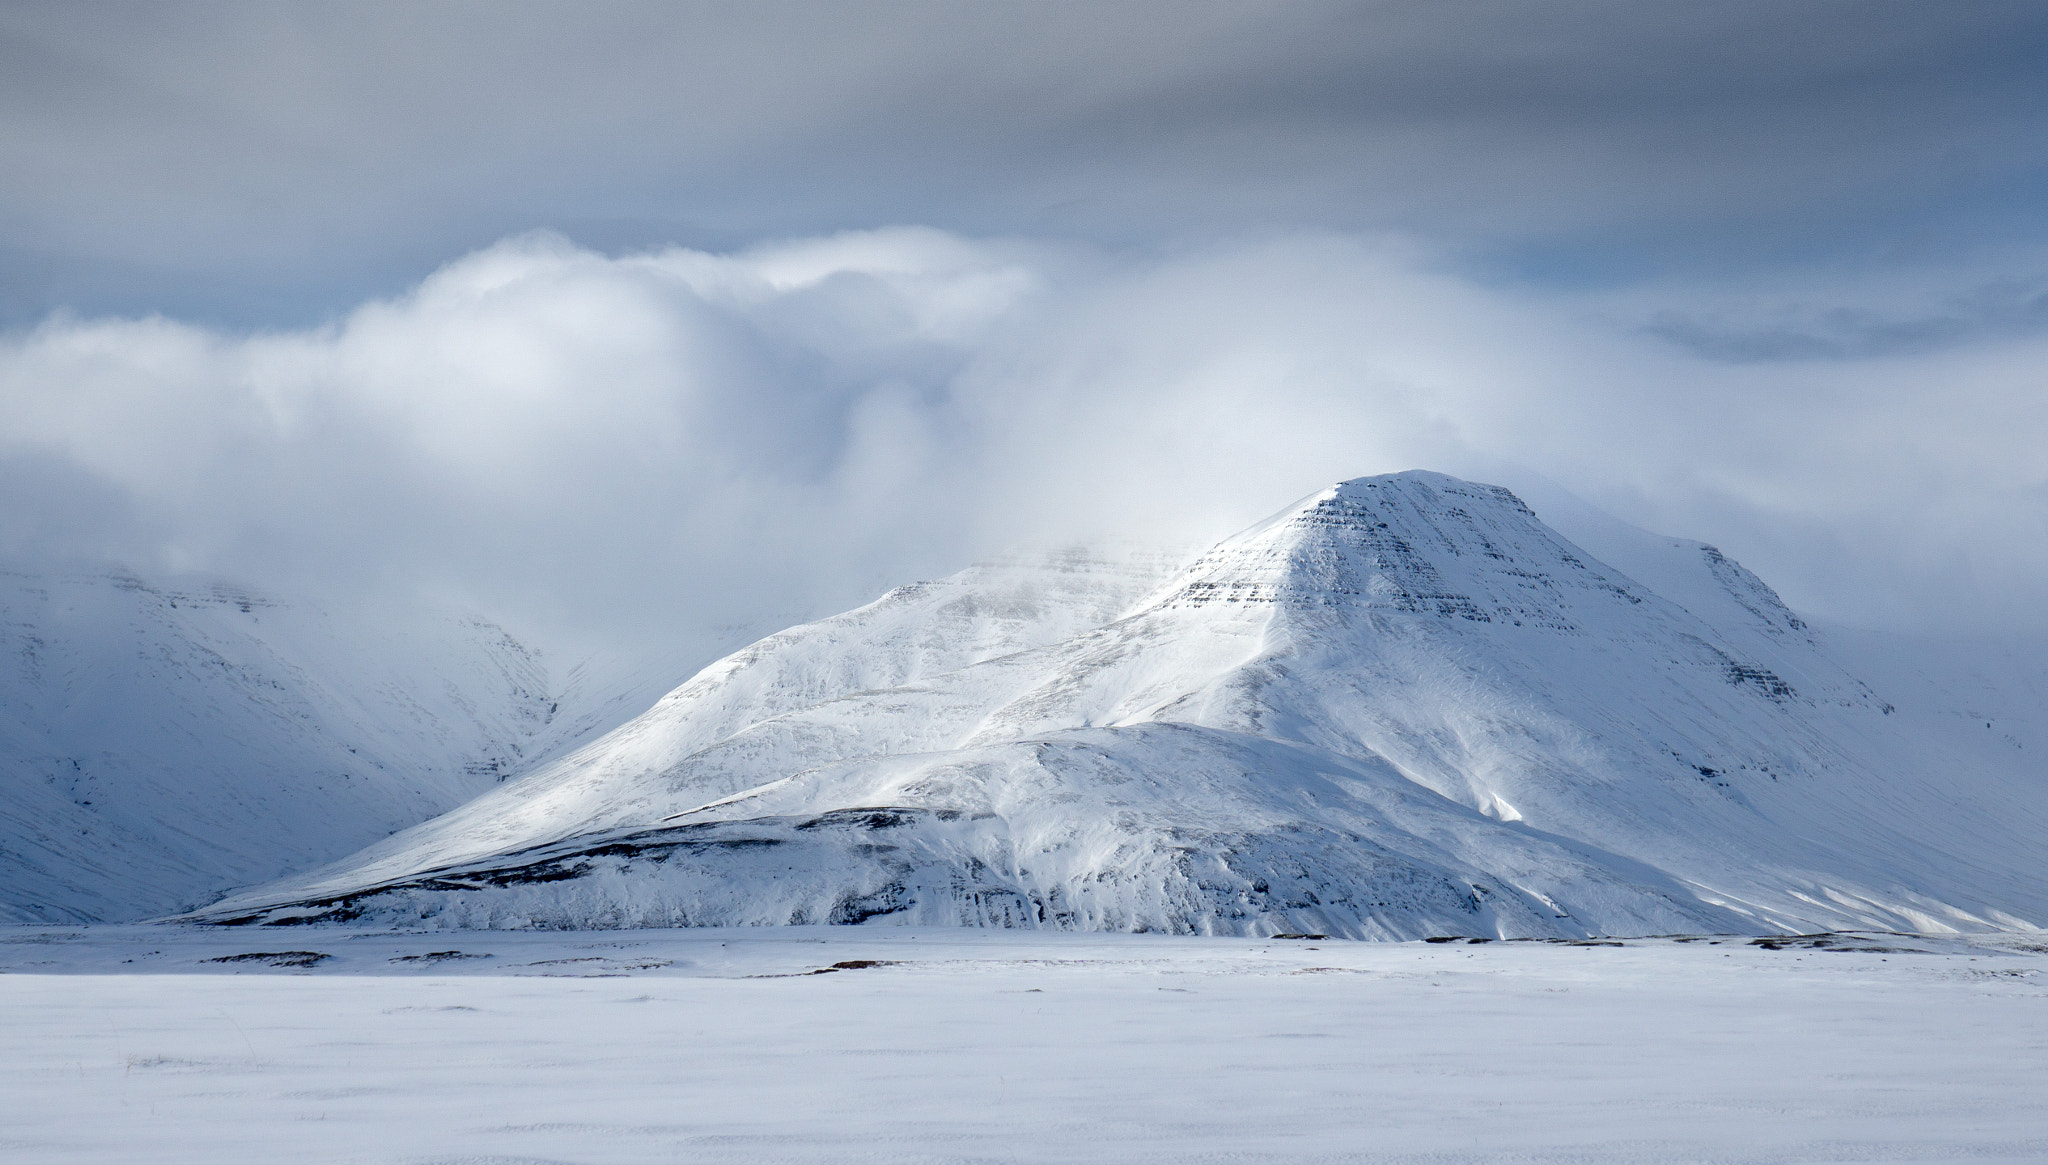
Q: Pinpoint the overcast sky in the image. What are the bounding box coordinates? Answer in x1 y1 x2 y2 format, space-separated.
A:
4 2 2048 666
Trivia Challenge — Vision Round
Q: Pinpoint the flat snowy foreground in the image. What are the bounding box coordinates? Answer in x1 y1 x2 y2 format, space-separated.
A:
3 927 2046 1164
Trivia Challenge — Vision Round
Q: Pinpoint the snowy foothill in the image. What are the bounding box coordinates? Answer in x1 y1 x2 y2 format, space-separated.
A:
0 567 689 924
2 925 2046 1164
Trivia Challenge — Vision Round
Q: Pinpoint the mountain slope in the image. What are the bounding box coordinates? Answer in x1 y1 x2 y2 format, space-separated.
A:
0 567 662 922
195 473 2048 938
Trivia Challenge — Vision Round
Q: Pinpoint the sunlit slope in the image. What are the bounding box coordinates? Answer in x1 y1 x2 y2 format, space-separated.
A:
197 473 2048 937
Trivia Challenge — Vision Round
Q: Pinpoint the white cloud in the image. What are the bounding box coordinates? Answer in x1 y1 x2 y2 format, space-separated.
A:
4 227 2045 672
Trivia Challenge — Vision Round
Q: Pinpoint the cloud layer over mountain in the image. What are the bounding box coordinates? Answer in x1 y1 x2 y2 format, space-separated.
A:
5 227 2046 666
5 4 2047 666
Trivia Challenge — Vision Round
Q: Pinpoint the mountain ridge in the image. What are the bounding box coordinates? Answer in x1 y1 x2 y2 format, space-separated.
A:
0 564 672 922
188 472 2048 938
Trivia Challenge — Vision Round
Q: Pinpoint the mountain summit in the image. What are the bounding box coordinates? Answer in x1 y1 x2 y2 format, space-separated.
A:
195 472 2048 938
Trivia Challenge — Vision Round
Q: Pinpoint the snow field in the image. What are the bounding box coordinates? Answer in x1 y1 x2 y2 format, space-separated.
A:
3 926 2046 1164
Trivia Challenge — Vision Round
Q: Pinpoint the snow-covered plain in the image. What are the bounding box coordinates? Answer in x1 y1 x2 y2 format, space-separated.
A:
3 925 2045 1164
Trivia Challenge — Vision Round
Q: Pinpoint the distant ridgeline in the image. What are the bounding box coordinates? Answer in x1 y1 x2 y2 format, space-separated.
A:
0 569 653 922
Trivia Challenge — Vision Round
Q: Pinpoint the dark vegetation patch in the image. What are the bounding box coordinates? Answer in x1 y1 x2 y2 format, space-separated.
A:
1722 658 1795 701
207 806 969 925
1748 933 1924 953
810 959 901 973
795 808 921 831
207 950 330 968
746 959 906 979
389 950 491 965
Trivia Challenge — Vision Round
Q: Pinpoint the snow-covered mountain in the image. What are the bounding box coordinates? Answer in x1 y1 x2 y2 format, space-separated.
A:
193 473 2048 938
0 567 669 922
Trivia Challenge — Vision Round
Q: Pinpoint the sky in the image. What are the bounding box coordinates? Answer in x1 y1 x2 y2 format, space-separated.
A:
4 1 2048 667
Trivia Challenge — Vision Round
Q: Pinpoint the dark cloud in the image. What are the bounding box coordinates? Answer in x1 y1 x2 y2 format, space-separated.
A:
4 2 2047 324
1647 279 2048 361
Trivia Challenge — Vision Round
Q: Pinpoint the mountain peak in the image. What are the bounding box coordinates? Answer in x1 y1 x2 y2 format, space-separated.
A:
1150 470 1637 632
1334 468 1532 505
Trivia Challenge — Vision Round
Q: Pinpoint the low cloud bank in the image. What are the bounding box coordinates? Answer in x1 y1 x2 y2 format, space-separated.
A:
4 228 2044 668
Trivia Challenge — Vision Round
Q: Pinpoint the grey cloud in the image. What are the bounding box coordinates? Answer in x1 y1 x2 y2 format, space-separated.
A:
4 2 2048 324
0 444 160 566
1646 280 2048 362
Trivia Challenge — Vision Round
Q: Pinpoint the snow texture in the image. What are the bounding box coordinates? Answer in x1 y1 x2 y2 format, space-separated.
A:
2 926 2046 1164
194 472 2048 938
